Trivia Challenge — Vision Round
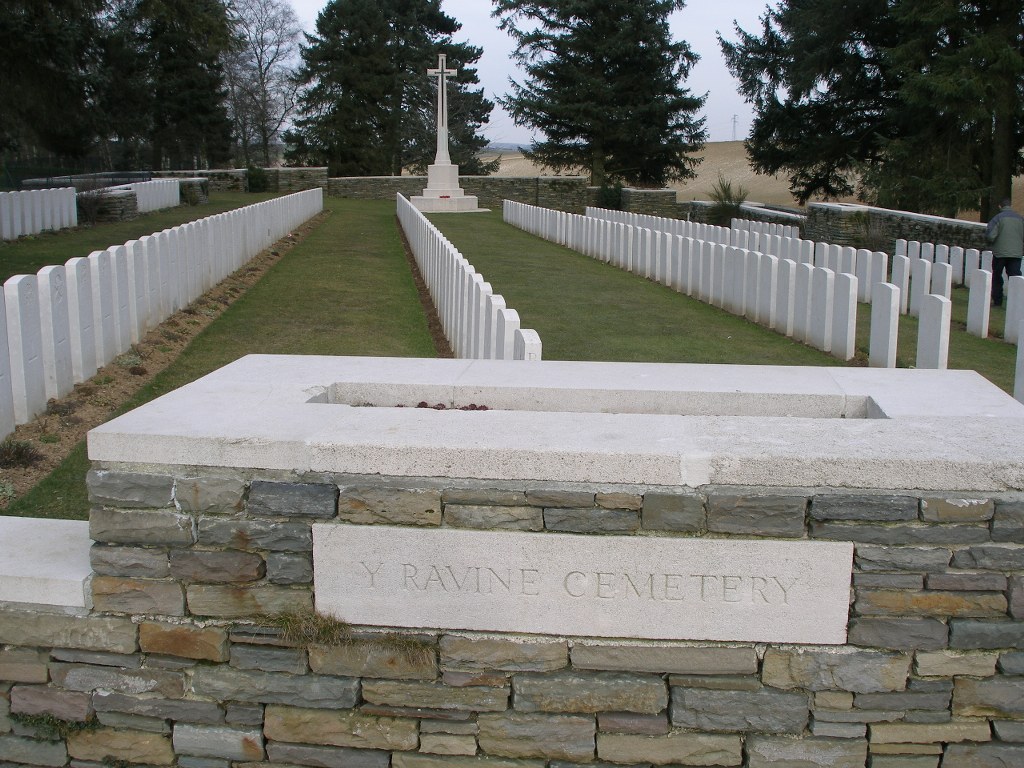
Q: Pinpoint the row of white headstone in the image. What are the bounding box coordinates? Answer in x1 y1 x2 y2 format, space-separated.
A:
503 200 958 370
0 188 324 440
0 188 78 241
117 180 182 214
730 219 801 240
396 194 541 361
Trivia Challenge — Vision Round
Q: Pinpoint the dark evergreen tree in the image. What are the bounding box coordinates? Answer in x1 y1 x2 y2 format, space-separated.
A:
286 0 495 176
493 0 707 187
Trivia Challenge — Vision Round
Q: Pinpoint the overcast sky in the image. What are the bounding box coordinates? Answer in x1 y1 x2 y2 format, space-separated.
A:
287 0 771 145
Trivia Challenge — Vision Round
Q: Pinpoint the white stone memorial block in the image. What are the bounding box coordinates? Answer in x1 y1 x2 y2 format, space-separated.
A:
513 328 542 361
831 273 857 361
839 246 856 276
907 240 921 261
484 294 506 359
314 526 853 644
826 244 841 273
982 250 993 272
855 249 871 302
5 275 46 424
126 240 149 344
0 293 15 439
775 258 797 336
17 193 31 236
917 294 951 369
37 265 73 401
870 252 889 302
792 263 814 343
743 251 759 318
895 239 907 257
110 246 132 355
892 255 911 315
0 193 12 241
757 255 778 328
966 270 992 339
800 239 814 265
869 283 899 368
909 258 932 317
964 249 981 287
931 262 952 300
1016 322 1024 403
935 244 949 265
949 246 965 285
64 257 97 383
495 308 520 360
710 244 727 308
809 267 835 352
1006 275 1024 345
88 250 116 367
698 242 714 302
921 242 934 263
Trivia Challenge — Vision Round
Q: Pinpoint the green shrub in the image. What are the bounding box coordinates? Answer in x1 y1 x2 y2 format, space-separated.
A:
247 166 269 193
596 182 624 210
707 173 749 227
0 438 43 468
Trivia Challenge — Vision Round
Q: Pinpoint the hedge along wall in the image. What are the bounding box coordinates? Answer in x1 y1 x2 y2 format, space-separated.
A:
0 467 1021 766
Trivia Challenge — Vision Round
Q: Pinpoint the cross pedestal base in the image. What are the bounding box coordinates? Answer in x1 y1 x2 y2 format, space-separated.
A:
411 163 481 213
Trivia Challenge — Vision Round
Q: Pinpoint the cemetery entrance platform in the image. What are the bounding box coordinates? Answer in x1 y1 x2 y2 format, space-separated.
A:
1 355 1022 766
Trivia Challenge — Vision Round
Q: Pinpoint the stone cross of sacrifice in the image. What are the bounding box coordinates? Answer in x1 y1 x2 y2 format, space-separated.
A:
428 53 454 165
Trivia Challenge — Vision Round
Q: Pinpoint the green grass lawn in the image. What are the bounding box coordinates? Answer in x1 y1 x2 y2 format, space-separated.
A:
0 191 282 283
6 198 436 520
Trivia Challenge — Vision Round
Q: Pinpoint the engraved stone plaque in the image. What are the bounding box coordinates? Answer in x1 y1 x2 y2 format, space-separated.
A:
313 525 854 644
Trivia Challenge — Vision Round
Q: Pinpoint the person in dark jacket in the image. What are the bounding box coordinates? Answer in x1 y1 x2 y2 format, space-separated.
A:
985 198 1024 307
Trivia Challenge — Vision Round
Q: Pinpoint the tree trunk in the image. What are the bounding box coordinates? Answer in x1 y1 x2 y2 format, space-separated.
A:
591 145 606 188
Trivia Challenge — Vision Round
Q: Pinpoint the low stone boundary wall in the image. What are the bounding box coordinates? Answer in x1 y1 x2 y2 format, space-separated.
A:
806 203 989 252
154 170 247 193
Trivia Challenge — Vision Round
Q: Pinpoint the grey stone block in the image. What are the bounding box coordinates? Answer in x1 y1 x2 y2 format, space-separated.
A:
442 488 528 506
597 731 742 766
0 735 68 767
169 549 265 583
903 710 951 723
1011 576 1024 619
853 574 925 589
198 518 311 552
247 480 337 518
224 703 263 726
361 679 508 712
478 712 595 762
641 491 704 531
942 743 1024 768
854 689 950 711
811 494 918 521
952 676 1024 717
191 666 358 708
596 712 669 735
265 552 313 584
10 685 92 721
175 476 245 514
810 720 866 738
90 508 194 545
96 710 171 733
571 643 757 674
762 648 911 693
706 493 806 536
267 741 390 768
746 735 867 768
230 644 308 674
91 691 224 725
950 620 1024 650
951 545 1024 569
926 573 1007 591
172 724 264 760
49 649 141 669
440 635 567 672
667 675 761 691
670 686 808 733
993 720 1024 742
90 544 170 578
992 498 1024 542
51 662 184 697
443 504 543 531
855 545 951 572
513 671 667 714
0 610 137 654
543 507 639 533
87 469 174 508
812 522 989 545
1000 652 1024 674
525 489 594 507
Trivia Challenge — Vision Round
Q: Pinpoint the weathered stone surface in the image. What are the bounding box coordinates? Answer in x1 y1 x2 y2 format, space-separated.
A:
992 499 1024 542
420 732 477 756
667 674 762 691
263 705 417 750
815 691 854 709
0 649 48 683
441 635 566 672
993 720 1024 741
920 497 994 522
67 727 174 764
812 494 918 521
175 476 245 514
337 487 440 526
849 618 949 651
266 741 390 767
597 712 669 735
514 671 666 714
595 492 642 510
88 469 174 508
50 648 141 668
96 710 171 733
525 490 594 507
903 710 952 724
855 589 1007 618
51 662 184 697
926 573 1007 591
869 722 992 743
193 667 358 708
170 549 264 583
950 620 1024 649
870 743 943 755
670 686 808 733
361 680 508 712
1000 652 1024 673
186 584 312 617
855 574 925 589
91 575 185 615
543 507 639 532
952 676 1024 717
0 734 68 766
392 754 543 768
10 685 92 721
943 743 1024 767
90 544 170 578
814 708 905 724
747 735 867 767
812 522 989 545
1010 576 1024 620
443 670 509 687
0 610 137 653
90 508 194 545
444 504 543 530
92 691 223 724
869 756 939 768
855 546 951 572
265 552 313 584
442 488 528 506
571 644 758 674
225 703 263 726
706 493 806 536
198 517 311 551
597 732 742 766
641 492 704 531
248 480 336 519
310 641 437 680
855 682 951 711
762 648 911 692
810 721 866 738
140 622 228 662
172 724 264 760
951 545 1024 570
421 720 478 735
478 712 595 761
230 644 307 674
915 651 997 677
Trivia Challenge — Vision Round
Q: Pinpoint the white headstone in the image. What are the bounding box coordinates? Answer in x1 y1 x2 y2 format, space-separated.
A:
110 246 132 355
891 255 911 315
88 250 116 366
513 328 542 361
964 249 981 287
758 255 779 328
869 283 899 368
64 257 97 383
792 263 815 343
917 294 951 369
775 258 797 337
495 308 520 360
809 268 835 352
966 269 992 339
37 265 73 401
831 273 857 361
1006 275 1024 345
949 246 965 286
0 292 16 439
5 275 46 423
909 258 932 317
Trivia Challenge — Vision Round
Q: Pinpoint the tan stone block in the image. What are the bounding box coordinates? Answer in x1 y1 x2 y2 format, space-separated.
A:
440 634 567 672
0 610 137 653
263 705 417 751
393 755 543 768
762 648 910 693
419 732 477 756
856 590 1006 618
362 679 509 712
140 622 228 661
815 691 855 709
596 492 643 510
11 685 92 721
572 643 757 674
598 732 743 766
869 722 992 744
953 677 1024 718
0 649 48 683
870 744 944 755
914 651 998 678
186 584 312 618
91 576 185 616
309 641 437 680
920 497 994 522
337 487 441 526
478 712 595 761
68 727 174 764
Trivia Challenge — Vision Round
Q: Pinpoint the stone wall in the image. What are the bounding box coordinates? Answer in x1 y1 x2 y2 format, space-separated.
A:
1 465 1020 766
264 168 329 194
154 170 247 193
806 204 988 253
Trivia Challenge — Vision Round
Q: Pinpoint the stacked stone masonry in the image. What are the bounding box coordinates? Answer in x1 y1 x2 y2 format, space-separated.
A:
0 468 1021 767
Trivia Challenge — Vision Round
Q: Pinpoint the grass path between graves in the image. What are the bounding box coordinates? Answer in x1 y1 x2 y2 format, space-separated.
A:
4 199 436 520
431 212 1017 393
0 191 282 283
